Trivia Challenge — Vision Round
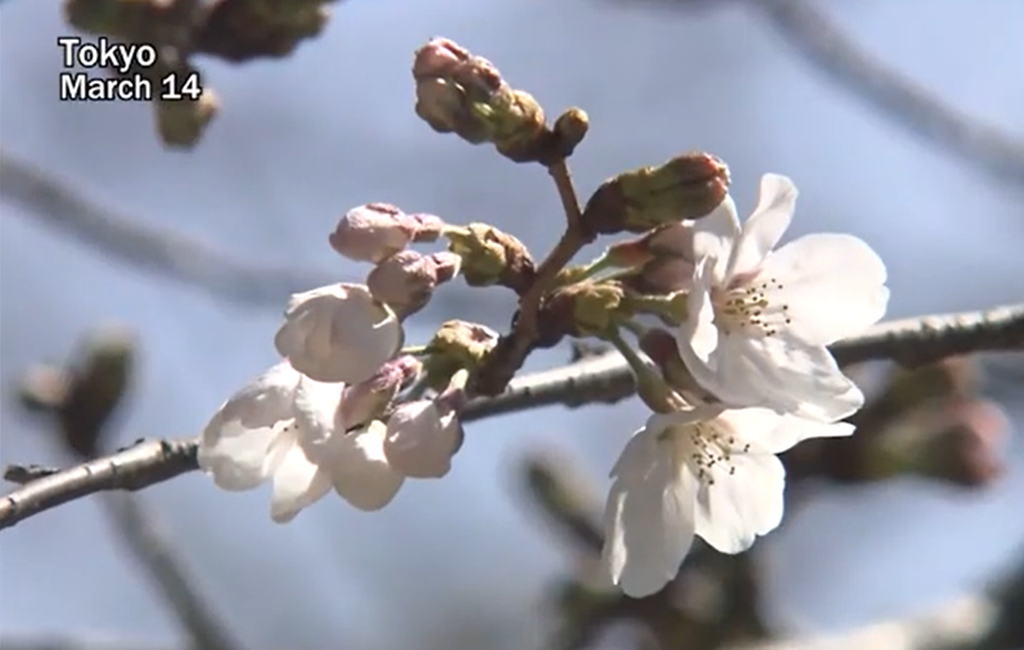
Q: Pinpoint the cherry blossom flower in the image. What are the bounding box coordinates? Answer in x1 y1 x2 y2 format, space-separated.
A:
676 173 889 422
383 371 467 478
197 362 404 522
274 283 403 384
602 405 853 598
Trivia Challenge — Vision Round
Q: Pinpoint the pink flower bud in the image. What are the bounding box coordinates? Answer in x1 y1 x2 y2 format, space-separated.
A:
367 251 461 318
329 203 445 263
340 355 422 428
384 372 468 480
412 38 473 80
274 283 403 383
412 37 547 159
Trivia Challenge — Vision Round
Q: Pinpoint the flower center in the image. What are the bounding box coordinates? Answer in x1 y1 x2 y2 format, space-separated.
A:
711 273 792 338
683 420 751 486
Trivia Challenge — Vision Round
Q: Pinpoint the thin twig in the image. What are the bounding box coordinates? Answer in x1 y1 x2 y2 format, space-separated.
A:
756 0 1024 185
2 304 1023 530
0 151 334 307
99 494 243 650
509 159 587 345
549 160 584 233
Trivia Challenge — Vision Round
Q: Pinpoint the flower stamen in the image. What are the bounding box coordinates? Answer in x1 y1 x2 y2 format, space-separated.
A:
682 421 751 486
712 275 792 338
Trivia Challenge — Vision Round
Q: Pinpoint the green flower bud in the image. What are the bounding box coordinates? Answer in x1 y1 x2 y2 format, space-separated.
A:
541 281 626 338
581 152 730 237
424 320 500 390
445 223 535 294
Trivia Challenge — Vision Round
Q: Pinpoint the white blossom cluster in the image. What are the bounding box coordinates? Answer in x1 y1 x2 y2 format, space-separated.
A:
198 204 468 523
196 174 888 599
600 174 888 596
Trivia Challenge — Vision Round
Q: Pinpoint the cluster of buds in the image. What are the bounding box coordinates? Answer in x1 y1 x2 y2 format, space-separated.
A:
196 0 333 62
62 0 338 147
329 203 459 319
412 38 589 164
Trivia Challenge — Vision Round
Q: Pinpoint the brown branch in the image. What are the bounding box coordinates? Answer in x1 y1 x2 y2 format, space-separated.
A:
1 440 197 530
99 494 243 650
756 0 1024 185
2 305 1023 530
0 151 334 307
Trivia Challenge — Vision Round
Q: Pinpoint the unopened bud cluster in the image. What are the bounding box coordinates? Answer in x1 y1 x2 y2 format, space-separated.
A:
413 38 588 164
62 0 337 147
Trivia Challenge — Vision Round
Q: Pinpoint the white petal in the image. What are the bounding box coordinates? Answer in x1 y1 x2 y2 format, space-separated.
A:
716 408 854 454
384 401 461 479
691 197 741 284
677 322 769 411
684 332 864 422
203 362 301 430
601 428 696 598
724 174 796 279
292 374 345 444
763 234 889 345
197 362 301 491
759 415 854 453
269 431 332 523
677 258 719 369
693 452 785 554
323 421 405 511
198 420 283 491
646 404 726 432
739 335 865 421
275 283 403 384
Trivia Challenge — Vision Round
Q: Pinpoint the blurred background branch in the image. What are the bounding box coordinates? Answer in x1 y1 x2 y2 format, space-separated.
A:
519 445 1024 650
0 151 334 307
755 0 1024 185
5 325 245 650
